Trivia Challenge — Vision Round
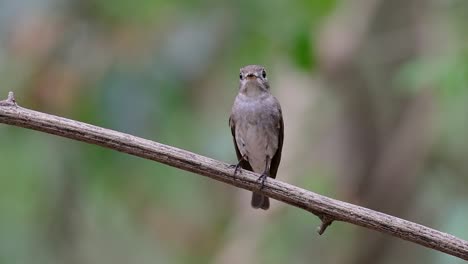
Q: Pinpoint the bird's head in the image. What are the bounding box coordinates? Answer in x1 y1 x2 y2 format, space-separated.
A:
239 65 270 96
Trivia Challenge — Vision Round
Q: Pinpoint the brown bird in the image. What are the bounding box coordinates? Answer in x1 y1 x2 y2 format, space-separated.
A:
229 65 284 210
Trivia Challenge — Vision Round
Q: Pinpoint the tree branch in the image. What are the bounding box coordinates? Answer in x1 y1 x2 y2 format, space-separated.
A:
0 92 467 260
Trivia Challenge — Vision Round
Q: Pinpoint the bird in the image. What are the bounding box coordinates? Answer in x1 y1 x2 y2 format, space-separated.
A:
229 65 284 210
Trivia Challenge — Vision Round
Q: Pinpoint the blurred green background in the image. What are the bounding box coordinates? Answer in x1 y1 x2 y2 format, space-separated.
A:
0 0 467 263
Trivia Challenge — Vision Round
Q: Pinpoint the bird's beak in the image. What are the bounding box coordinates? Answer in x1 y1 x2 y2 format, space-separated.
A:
246 73 257 80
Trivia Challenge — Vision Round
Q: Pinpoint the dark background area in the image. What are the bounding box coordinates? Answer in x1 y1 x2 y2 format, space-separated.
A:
0 0 467 263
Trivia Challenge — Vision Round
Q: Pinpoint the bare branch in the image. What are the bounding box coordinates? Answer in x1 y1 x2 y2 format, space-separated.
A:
0 92 467 260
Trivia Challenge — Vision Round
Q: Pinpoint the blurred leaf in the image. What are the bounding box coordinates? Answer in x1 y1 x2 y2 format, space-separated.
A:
291 28 315 70
395 52 468 98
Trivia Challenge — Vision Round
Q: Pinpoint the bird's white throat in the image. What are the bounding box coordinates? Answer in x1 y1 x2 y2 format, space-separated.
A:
240 81 267 97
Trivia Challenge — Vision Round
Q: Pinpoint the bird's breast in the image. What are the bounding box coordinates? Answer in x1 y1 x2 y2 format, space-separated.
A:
233 95 280 173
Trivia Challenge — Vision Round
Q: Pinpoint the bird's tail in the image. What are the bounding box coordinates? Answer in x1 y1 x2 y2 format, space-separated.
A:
251 192 269 210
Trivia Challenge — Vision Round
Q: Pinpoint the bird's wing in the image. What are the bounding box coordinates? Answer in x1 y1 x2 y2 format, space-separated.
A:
229 115 253 171
269 109 284 179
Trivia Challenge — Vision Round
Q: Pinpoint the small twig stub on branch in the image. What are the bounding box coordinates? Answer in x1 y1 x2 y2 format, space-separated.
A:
0 91 17 106
317 215 334 235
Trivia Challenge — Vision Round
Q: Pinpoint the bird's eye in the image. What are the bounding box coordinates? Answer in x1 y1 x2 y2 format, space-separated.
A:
239 73 243 80
261 70 267 78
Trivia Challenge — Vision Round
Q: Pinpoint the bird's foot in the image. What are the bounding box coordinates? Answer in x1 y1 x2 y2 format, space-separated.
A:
229 163 241 177
257 173 268 190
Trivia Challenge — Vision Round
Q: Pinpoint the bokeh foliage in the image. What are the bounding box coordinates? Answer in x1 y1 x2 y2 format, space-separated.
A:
0 0 467 263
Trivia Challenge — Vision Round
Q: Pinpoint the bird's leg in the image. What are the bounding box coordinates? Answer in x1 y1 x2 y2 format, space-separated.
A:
257 156 271 189
229 154 247 176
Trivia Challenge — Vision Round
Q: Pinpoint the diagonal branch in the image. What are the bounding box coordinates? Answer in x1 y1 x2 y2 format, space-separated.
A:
0 92 467 260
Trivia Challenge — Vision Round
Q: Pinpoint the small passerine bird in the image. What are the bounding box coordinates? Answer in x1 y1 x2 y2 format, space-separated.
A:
229 65 284 210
